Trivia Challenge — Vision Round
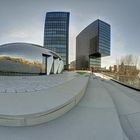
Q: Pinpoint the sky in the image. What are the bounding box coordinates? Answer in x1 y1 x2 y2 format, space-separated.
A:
0 0 140 68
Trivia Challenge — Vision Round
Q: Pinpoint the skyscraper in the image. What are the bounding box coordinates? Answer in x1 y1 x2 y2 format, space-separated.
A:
76 19 111 70
44 12 70 69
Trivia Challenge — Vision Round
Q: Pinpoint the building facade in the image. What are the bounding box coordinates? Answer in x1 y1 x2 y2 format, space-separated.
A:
118 62 138 76
44 12 70 69
0 43 63 75
76 19 111 70
69 60 76 70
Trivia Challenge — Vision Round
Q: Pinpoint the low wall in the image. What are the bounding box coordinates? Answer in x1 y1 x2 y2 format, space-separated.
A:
101 73 140 91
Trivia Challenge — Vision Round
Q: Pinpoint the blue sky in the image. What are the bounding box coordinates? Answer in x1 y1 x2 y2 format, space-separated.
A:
0 0 140 68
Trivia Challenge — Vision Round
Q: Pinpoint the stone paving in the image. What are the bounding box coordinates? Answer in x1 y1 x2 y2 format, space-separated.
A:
0 71 89 127
0 72 78 93
0 73 128 140
98 73 140 140
0 72 140 139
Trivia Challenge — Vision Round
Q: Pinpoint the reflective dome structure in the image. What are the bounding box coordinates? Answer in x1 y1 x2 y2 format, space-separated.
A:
0 43 64 75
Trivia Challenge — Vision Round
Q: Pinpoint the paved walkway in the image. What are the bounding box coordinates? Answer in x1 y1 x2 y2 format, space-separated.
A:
0 73 131 140
0 72 89 127
0 72 78 93
98 73 140 140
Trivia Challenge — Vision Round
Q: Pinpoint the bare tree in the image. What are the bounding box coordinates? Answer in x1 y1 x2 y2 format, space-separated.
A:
117 54 138 67
116 57 120 66
116 54 139 76
124 55 138 66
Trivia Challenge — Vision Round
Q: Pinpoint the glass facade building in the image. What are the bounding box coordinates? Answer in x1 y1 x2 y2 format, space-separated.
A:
44 12 70 69
76 19 111 70
98 20 110 56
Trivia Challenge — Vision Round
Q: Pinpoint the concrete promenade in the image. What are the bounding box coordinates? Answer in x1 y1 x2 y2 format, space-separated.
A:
98 73 140 140
0 72 140 139
0 72 89 126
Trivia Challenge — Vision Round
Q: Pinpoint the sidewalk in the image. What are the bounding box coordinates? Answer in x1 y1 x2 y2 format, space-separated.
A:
98 73 140 140
0 73 127 140
0 72 89 126
76 74 127 140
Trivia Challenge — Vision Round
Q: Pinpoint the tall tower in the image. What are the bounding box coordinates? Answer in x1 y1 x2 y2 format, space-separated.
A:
44 12 70 69
76 19 111 70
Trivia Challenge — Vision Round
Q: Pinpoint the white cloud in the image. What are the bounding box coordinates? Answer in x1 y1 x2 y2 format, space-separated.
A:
0 27 43 45
8 31 29 39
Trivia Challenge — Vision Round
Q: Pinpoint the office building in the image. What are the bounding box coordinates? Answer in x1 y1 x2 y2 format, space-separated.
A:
76 19 111 70
44 12 70 69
